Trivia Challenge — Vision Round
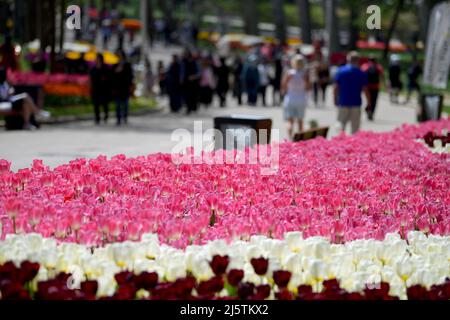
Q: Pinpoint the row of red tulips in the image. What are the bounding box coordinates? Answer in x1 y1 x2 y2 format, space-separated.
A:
1 258 449 300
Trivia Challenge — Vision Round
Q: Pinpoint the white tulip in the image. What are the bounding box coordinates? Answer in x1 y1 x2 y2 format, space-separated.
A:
141 233 159 244
266 240 289 260
97 275 117 297
284 231 303 252
207 239 229 256
283 253 302 273
245 244 264 260
165 264 186 282
190 258 213 281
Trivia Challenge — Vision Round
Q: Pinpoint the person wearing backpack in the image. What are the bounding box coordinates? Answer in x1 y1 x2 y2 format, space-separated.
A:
361 57 385 121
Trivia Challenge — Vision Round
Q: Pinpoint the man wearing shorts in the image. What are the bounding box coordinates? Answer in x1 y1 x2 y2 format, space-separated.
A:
333 51 371 134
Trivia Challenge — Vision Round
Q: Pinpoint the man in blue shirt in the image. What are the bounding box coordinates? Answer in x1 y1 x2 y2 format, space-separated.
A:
334 51 371 134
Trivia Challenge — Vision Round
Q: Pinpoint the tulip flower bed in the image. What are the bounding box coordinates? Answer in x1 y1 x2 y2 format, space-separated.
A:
0 119 449 300
7 71 90 97
0 232 449 300
1 120 449 246
1 261 449 300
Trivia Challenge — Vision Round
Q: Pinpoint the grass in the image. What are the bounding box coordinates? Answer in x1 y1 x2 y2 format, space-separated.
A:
444 105 450 115
0 97 157 123
46 97 157 118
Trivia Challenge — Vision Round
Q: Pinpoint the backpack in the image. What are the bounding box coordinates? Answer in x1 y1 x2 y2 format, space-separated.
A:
366 64 380 84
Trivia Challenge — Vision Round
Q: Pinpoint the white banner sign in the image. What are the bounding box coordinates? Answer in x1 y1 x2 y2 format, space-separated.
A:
423 1 450 89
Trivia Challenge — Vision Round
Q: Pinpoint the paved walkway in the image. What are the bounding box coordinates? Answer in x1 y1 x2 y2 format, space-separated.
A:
0 89 418 171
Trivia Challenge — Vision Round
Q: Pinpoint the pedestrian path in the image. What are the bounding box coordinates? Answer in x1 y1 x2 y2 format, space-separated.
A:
0 89 419 171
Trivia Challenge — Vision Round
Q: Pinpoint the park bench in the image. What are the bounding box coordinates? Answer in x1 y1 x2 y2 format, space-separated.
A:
293 127 329 142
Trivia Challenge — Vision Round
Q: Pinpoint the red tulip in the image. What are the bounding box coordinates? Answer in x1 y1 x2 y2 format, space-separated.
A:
255 284 271 299
196 276 224 296
114 271 135 286
237 282 255 300
275 288 293 300
114 283 137 300
172 276 196 298
297 285 314 300
227 269 244 286
273 270 291 288
135 272 158 291
80 280 98 297
250 257 268 276
210 255 230 276
16 261 40 285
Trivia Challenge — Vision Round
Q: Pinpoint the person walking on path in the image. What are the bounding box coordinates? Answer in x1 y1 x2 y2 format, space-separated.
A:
388 54 402 104
143 59 155 98
405 58 422 105
157 61 166 97
241 55 260 106
334 51 371 134
257 59 270 107
215 57 230 108
112 51 134 125
314 61 331 108
198 56 215 108
232 56 243 106
90 54 111 125
361 56 385 121
281 55 311 140
181 50 200 114
272 55 283 106
310 55 321 108
166 54 182 113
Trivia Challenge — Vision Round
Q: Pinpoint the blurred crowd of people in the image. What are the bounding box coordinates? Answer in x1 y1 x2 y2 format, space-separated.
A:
0 27 424 135
155 45 298 115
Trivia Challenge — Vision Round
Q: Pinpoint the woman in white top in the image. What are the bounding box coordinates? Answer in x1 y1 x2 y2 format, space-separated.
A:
281 55 311 140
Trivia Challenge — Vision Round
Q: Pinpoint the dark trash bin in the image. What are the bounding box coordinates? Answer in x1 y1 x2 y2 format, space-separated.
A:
213 115 272 150
418 94 443 122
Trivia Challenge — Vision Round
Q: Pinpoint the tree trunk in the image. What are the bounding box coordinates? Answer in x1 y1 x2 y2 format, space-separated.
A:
348 2 359 50
59 0 66 53
417 0 432 43
157 0 174 33
48 0 56 71
39 0 56 71
243 0 258 35
383 0 405 59
140 0 148 62
147 0 155 47
298 0 312 44
25 0 38 42
99 0 107 27
272 0 286 44
324 0 339 55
